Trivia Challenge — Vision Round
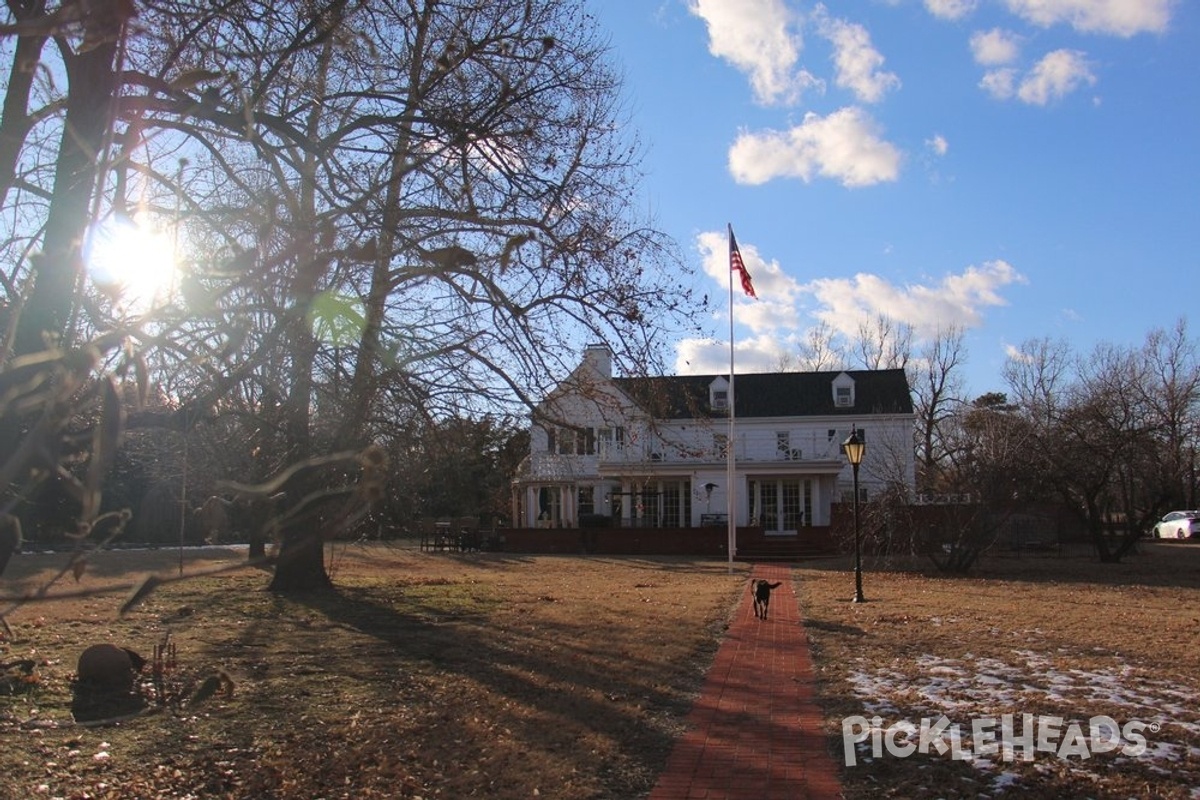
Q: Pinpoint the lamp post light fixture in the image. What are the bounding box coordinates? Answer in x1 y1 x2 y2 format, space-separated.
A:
842 426 866 603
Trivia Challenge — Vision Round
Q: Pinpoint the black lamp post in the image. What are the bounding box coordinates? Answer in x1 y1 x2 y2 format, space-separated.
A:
842 426 866 603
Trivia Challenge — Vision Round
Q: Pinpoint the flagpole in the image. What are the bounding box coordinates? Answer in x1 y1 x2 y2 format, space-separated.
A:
726 224 737 572
725 225 757 572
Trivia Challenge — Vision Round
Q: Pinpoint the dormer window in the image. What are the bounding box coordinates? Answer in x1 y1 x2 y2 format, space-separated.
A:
709 376 731 412
832 372 855 408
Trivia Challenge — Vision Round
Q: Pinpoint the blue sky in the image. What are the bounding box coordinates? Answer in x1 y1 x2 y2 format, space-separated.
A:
590 0 1199 397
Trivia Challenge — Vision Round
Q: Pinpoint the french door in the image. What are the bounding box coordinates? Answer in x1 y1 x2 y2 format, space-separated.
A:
750 479 810 532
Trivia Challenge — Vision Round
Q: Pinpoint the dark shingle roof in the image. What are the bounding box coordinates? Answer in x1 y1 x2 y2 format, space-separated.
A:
613 369 913 419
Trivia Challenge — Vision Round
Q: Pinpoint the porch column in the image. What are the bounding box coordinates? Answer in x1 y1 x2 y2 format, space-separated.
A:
562 485 574 528
527 485 540 527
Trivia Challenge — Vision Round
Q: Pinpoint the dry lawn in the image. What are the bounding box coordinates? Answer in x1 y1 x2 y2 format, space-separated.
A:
4 540 1198 800
798 540 1200 799
0 545 749 800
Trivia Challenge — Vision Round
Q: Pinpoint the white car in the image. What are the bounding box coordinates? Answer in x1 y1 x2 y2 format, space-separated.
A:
1152 511 1199 539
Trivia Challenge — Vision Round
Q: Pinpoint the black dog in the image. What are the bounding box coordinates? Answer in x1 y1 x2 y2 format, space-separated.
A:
751 579 783 620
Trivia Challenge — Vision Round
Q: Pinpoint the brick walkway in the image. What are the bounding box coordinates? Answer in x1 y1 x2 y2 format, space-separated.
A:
647 563 844 800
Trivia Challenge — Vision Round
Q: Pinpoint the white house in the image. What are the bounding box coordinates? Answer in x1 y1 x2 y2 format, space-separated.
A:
512 345 916 534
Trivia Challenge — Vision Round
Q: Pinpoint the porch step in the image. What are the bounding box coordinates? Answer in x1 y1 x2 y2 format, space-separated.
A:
735 536 837 562
736 551 838 562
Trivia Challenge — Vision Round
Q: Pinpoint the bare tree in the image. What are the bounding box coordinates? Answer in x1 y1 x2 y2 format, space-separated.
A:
950 392 1033 504
853 313 912 371
5 3 132 358
1002 337 1073 426
1139 318 1200 510
910 326 967 493
0 0 50 210
2 0 696 591
795 321 847 371
999 335 1189 561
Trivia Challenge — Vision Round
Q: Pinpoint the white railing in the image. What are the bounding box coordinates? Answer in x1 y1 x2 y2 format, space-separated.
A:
597 430 848 465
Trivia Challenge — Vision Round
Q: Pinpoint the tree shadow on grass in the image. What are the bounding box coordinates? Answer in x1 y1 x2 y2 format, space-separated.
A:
277 578 729 797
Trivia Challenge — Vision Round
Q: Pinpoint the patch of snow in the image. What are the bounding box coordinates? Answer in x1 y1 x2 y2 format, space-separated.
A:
844 648 1200 787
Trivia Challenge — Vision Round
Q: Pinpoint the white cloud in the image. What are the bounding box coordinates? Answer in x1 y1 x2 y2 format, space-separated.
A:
675 231 805 374
1017 49 1096 104
925 0 979 20
687 0 819 105
728 107 902 187
815 11 901 103
970 28 1021 66
926 134 949 156
695 229 800 315
980 67 1018 99
979 49 1095 104
680 233 1027 374
1004 342 1033 362
1003 0 1173 37
675 333 796 374
803 260 1027 340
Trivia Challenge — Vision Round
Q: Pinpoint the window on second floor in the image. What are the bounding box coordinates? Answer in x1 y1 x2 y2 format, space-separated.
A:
778 431 801 460
554 427 599 455
597 427 625 455
829 427 866 444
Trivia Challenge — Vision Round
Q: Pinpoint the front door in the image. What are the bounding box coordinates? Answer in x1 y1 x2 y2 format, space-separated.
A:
750 479 810 533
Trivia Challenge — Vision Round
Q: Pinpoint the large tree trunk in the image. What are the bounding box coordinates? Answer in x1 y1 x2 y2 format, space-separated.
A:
0 9 49 209
266 24 338 593
1 40 119 504
264 460 361 593
267 520 331 592
14 42 119 357
267 251 330 592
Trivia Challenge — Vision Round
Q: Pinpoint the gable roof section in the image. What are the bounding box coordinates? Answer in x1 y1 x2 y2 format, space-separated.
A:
613 369 913 419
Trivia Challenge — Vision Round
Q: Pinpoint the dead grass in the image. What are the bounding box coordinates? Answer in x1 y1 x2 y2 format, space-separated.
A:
5 540 1198 799
0 544 748 800
798 540 1200 799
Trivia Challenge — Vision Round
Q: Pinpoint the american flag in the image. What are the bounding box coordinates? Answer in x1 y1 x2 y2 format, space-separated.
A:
729 226 757 298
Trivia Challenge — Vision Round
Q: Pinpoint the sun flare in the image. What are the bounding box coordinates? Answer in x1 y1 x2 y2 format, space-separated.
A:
86 216 178 310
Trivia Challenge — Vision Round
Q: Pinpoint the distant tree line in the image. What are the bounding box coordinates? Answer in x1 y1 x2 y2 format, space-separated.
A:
799 317 1199 565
